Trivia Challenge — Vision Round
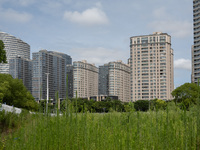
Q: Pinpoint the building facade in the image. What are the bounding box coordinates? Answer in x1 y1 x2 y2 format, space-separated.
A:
66 64 73 98
98 64 109 95
0 32 30 74
32 50 66 101
73 60 98 98
99 61 131 102
9 56 32 93
192 0 200 83
130 32 174 101
48 51 72 65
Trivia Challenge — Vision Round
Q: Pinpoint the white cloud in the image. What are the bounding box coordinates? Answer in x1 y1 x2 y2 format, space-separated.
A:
0 8 32 23
69 47 127 66
149 7 192 38
63 7 109 26
174 58 191 70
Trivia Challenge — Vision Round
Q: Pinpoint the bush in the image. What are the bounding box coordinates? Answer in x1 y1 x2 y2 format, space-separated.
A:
0 110 20 133
134 100 149 111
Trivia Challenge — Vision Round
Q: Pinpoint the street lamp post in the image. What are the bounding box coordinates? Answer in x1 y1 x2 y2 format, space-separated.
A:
45 73 49 114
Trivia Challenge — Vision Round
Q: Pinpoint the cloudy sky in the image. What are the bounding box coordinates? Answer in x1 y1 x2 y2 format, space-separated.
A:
0 0 193 87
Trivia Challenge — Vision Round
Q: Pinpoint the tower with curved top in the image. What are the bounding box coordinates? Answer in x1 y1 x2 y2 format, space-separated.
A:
0 32 30 74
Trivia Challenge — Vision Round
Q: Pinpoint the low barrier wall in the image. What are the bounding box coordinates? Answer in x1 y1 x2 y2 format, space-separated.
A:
0 104 22 114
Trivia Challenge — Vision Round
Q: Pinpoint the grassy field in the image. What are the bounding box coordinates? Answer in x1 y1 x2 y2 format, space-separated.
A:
1 102 200 150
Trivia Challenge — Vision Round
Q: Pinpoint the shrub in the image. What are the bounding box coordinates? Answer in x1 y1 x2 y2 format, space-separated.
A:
134 100 149 111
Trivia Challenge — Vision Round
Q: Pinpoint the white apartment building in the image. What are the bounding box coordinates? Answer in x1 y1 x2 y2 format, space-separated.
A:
130 32 174 101
108 61 131 102
0 32 30 74
192 0 200 83
99 60 131 102
73 60 98 98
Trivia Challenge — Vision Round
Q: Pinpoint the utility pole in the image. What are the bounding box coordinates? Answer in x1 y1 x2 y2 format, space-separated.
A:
45 73 49 114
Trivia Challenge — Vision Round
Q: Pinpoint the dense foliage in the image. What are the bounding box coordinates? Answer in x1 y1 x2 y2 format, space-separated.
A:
172 82 200 109
0 40 7 63
134 100 149 111
61 98 125 113
1 104 200 150
61 98 166 113
0 74 38 111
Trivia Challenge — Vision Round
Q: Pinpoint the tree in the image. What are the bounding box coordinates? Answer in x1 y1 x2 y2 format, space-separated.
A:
0 40 7 63
0 74 38 111
155 99 167 110
134 100 149 111
0 81 10 101
124 102 135 112
171 83 200 109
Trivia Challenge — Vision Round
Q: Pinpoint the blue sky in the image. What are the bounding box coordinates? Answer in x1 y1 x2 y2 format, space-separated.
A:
0 0 193 88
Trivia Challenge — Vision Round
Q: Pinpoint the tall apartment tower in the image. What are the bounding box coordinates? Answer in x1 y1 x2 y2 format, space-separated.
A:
130 32 174 101
99 61 131 102
32 50 66 101
192 0 200 83
0 32 30 74
9 56 32 92
73 60 98 98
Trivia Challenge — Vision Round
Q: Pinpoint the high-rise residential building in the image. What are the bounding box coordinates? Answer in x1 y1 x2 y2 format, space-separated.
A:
73 60 98 98
48 51 72 65
9 56 32 92
32 50 66 101
98 64 109 96
99 61 131 102
192 0 200 83
130 32 174 101
48 51 73 98
66 64 73 98
0 32 30 74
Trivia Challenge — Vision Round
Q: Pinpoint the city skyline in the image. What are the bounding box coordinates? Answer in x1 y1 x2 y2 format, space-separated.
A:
0 0 192 88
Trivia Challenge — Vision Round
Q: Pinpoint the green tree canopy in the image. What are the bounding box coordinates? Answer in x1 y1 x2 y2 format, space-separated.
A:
0 40 7 63
134 100 149 111
155 99 167 110
0 74 38 111
171 83 200 108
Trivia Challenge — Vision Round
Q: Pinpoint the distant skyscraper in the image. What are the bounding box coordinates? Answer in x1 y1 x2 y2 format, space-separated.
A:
49 51 72 98
66 64 73 98
9 56 32 93
0 32 30 74
98 64 109 96
130 32 174 101
32 50 66 101
99 61 131 102
73 60 98 98
48 51 72 65
192 0 200 83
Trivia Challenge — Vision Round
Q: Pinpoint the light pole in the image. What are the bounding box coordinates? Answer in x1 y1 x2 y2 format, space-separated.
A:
45 73 49 114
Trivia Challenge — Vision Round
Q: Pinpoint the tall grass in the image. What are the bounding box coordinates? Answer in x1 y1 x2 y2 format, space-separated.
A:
1 103 199 150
